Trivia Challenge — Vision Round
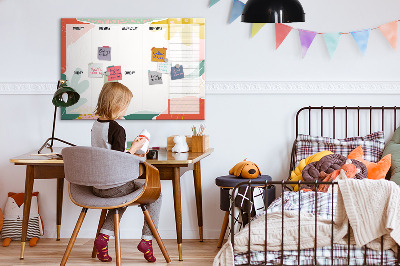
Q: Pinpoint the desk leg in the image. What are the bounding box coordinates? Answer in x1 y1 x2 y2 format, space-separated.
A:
172 167 183 261
56 178 64 241
193 161 203 242
20 165 35 259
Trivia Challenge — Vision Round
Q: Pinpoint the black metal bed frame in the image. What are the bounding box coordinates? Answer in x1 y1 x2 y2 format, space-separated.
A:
231 106 400 266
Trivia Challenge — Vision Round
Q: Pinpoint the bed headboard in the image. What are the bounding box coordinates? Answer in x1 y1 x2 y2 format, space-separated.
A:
290 106 400 179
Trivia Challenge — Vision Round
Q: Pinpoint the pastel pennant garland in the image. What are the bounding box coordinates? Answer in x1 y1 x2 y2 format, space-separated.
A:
229 0 245 23
275 23 293 49
209 0 220 7
323 33 341 58
298 29 317 58
378 21 398 50
351 29 370 55
251 23 266 38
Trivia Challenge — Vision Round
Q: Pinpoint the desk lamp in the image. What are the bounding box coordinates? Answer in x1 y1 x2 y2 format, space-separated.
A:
38 80 80 154
241 0 305 23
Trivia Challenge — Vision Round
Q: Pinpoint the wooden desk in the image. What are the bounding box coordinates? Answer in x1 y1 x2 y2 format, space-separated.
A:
10 147 213 261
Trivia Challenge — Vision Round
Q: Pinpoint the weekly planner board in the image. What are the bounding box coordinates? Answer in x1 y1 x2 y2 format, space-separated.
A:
61 18 205 120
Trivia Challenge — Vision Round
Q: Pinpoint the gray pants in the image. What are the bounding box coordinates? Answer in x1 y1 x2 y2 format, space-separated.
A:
92 180 162 240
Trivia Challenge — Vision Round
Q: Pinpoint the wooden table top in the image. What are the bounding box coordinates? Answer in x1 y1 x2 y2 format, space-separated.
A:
10 147 214 166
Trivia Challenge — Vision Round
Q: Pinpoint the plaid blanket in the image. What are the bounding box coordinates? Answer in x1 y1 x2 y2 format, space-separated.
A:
234 191 397 265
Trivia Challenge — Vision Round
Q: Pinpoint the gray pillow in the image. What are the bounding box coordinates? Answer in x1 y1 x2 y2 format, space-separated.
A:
382 126 400 184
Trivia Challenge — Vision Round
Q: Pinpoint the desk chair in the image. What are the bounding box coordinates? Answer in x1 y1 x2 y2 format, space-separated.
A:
60 146 171 265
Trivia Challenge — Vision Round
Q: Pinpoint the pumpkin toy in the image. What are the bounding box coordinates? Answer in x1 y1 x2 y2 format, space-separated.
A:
229 159 261 179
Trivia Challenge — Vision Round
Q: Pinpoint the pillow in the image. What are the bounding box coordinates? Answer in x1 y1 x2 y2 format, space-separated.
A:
382 127 400 184
295 131 385 166
289 150 333 191
348 146 391 180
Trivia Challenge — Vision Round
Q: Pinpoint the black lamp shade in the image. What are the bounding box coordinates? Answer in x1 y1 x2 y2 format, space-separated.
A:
241 0 305 23
52 86 80 107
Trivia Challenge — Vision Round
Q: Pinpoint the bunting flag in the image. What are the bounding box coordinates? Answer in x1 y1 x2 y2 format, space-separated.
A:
298 29 317 58
351 29 370 55
251 23 266 38
275 23 293 49
209 0 220 7
323 33 341 58
206 1 400 58
229 0 245 23
378 21 398 50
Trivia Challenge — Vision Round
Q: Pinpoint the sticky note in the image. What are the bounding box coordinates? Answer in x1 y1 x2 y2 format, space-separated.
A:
171 65 184 80
98 46 111 61
88 63 104 78
107 66 122 81
157 62 171 74
148 70 163 85
151 47 167 62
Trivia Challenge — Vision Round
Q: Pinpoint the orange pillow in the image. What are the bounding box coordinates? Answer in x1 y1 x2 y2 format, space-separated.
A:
347 146 391 180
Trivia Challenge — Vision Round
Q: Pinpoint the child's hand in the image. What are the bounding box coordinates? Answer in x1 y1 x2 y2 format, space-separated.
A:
134 149 149 158
129 137 147 155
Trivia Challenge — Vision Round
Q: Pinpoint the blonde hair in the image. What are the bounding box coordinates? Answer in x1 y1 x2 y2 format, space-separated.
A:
95 82 133 120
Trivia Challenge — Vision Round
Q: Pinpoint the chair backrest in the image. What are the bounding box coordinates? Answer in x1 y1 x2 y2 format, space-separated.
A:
62 146 145 187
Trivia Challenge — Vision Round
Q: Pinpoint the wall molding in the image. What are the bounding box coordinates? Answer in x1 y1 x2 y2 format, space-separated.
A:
1 81 400 95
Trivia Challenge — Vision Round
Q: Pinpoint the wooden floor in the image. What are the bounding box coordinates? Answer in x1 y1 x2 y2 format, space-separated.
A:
0 239 221 265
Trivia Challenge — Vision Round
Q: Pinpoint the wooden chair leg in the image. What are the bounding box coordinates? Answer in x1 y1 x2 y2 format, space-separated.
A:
141 205 171 263
60 208 88 266
91 209 108 258
217 211 230 248
114 210 121 266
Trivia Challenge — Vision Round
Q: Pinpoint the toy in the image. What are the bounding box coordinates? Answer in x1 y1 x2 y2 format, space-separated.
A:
348 146 391 180
135 129 150 155
229 159 261 179
172 135 189 153
1 192 43 247
289 150 333 191
0 208 3 232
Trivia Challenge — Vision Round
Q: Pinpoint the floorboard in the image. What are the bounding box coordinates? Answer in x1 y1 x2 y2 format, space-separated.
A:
0 239 222 265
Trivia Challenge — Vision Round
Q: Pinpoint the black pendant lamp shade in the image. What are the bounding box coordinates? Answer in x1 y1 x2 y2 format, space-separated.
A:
242 0 305 23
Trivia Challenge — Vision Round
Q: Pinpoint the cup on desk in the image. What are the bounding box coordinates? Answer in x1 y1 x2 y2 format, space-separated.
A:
146 150 158 160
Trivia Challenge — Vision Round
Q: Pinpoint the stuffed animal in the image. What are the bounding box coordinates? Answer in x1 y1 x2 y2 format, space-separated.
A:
172 135 189 153
0 208 3 232
1 192 44 247
229 159 261 179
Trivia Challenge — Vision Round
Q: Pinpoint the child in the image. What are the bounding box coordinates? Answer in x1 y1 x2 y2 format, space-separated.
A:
91 82 162 263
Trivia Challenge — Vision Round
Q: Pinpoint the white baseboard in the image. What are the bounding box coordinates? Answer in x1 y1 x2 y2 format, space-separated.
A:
1 81 400 94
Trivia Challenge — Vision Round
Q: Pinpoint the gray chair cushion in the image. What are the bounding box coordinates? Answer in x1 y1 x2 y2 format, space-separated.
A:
69 180 145 208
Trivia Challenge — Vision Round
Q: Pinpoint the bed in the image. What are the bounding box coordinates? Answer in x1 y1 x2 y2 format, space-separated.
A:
214 106 400 266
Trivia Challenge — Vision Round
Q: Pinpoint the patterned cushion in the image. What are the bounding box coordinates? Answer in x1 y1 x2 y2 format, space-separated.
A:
295 131 385 166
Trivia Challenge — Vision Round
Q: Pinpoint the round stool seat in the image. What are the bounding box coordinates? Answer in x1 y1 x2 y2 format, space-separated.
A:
215 175 272 188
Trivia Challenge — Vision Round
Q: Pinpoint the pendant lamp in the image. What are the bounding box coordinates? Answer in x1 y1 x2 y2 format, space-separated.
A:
38 80 80 154
241 0 305 23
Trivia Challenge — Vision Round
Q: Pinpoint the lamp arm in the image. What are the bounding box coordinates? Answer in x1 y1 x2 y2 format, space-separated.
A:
50 105 57 148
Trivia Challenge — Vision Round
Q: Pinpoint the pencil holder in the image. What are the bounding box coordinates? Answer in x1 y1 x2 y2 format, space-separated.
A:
191 135 209 153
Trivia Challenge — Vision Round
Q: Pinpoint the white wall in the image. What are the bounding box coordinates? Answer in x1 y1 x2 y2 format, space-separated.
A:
1 0 400 240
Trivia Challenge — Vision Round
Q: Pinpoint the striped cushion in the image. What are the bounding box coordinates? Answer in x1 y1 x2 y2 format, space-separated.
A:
1 217 41 240
295 131 385 166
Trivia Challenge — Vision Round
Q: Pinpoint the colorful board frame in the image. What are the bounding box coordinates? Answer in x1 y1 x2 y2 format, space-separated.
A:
61 18 205 120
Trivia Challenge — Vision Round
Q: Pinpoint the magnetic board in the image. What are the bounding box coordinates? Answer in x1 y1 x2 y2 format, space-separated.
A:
61 18 205 120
